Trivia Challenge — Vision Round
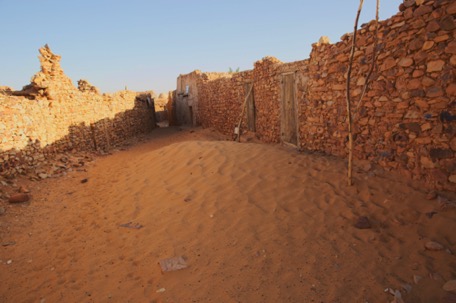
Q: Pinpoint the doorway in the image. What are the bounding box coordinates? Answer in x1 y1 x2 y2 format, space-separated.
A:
245 82 255 132
280 72 298 146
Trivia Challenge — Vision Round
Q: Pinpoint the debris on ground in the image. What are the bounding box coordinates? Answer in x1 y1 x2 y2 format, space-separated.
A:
354 216 372 229
426 191 437 200
159 256 188 272
425 241 445 251
443 280 456 292
119 222 143 229
8 193 30 203
426 211 438 218
1 242 16 247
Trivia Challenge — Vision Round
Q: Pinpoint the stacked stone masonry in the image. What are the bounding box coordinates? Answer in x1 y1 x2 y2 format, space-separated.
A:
175 0 456 191
0 45 156 179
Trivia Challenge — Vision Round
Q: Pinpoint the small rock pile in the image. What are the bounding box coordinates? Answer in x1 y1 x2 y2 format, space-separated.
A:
77 79 100 94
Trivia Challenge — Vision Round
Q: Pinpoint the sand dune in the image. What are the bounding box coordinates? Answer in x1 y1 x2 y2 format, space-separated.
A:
1 127 455 303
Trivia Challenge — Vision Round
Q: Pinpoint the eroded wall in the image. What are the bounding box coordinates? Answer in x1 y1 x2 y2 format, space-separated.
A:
0 45 155 178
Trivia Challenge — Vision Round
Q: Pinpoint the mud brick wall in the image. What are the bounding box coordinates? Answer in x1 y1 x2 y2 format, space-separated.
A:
176 0 455 191
0 45 155 179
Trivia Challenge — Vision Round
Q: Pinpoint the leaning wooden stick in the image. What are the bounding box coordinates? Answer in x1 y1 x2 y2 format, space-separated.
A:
234 84 254 142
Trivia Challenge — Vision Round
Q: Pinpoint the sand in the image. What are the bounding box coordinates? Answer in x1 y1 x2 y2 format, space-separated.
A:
1 126 455 303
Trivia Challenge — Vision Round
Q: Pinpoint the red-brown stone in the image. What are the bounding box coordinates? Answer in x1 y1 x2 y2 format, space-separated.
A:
422 76 436 87
9 193 30 203
450 138 456 152
426 60 445 72
439 15 455 31
413 5 433 17
451 55 456 66
448 2 456 14
409 38 425 51
426 87 444 98
445 41 456 54
413 51 428 63
407 79 422 90
422 40 435 50
446 83 456 96
414 99 429 110
404 7 414 19
398 57 414 67
426 20 440 32
404 0 415 8
412 69 425 78
381 57 396 70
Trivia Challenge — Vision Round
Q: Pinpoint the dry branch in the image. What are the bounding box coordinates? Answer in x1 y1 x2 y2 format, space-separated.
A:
346 0 365 186
234 83 253 142
355 0 380 119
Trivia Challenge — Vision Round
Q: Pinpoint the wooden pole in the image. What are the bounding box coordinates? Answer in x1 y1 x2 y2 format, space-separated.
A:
354 0 380 119
346 0 364 186
234 83 253 142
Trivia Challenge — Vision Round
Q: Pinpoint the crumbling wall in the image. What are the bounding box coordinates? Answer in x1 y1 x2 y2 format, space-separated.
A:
177 0 456 191
0 45 155 179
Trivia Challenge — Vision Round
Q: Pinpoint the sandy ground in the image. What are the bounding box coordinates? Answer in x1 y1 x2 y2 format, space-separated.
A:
1 126 455 303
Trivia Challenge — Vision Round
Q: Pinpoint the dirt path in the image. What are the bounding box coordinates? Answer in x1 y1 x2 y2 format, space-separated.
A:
1 127 455 303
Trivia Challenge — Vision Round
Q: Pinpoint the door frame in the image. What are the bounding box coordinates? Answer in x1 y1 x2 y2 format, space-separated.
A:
244 81 256 132
280 71 299 147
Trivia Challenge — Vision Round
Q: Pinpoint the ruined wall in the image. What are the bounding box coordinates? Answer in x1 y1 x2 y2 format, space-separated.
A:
177 0 456 191
0 45 155 179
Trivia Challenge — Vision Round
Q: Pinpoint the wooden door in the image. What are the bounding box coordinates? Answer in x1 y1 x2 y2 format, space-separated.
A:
281 73 298 145
245 83 256 132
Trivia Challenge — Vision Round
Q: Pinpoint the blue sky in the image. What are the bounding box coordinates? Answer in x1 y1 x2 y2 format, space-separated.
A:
0 0 400 94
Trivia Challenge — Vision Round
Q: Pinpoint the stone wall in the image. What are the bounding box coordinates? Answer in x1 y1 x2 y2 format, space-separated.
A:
175 0 456 191
0 45 156 179
175 71 234 126
302 0 455 191
197 70 253 136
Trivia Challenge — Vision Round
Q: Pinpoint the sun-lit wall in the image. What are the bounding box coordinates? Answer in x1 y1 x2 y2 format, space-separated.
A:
0 45 155 178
